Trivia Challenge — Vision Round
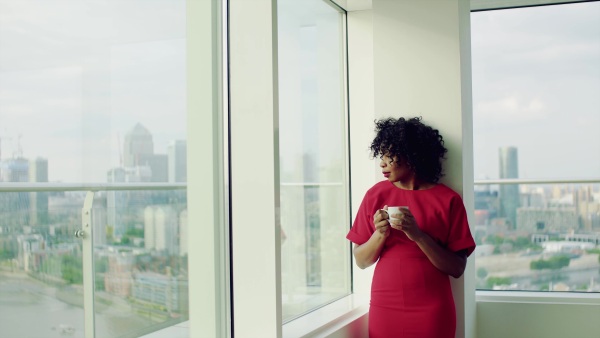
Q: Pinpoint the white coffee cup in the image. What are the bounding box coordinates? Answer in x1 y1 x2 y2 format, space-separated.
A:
385 206 409 222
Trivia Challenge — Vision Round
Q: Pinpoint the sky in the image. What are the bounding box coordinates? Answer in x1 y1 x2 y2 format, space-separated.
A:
0 0 186 182
0 1 598 182
471 2 600 180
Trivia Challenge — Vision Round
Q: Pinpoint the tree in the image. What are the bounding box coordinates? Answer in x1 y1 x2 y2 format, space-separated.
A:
477 267 488 280
486 276 512 289
530 255 570 271
61 255 83 284
0 249 16 260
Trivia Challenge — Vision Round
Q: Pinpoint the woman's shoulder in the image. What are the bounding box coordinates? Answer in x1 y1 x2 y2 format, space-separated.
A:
429 183 463 199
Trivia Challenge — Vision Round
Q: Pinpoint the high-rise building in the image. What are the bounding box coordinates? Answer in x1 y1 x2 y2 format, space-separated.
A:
499 146 520 229
144 205 178 255
516 207 578 233
123 123 154 167
29 157 48 225
107 168 127 237
122 123 169 182
179 209 188 256
0 158 30 225
168 140 187 183
140 153 168 182
0 157 28 182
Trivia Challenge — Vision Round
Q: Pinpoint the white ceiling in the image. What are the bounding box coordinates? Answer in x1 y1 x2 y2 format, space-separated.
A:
331 0 596 12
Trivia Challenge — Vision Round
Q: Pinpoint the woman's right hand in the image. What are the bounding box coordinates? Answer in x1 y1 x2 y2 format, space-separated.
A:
373 206 390 238
354 206 391 269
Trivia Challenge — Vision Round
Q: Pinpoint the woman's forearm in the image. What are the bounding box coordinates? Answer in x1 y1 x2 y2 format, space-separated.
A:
413 234 467 278
353 232 387 269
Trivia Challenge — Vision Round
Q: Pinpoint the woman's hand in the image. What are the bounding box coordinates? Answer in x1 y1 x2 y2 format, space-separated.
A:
373 207 391 238
388 207 424 242
353 206 392 269
388 208 467 278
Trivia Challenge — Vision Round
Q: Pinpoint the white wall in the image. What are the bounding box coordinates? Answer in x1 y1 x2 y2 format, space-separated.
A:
477 298 600 338
347 7 377 306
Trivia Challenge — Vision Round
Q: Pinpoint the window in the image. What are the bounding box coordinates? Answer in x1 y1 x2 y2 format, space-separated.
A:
471 2 600 292
277 0 351 321
0 1 189 337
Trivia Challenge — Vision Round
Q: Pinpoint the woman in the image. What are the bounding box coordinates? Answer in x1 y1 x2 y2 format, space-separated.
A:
346 116 476 338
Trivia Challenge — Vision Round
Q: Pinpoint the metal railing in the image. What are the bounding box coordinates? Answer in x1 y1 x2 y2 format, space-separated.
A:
0 182 186 192
474 178 600 185
0 182 187 338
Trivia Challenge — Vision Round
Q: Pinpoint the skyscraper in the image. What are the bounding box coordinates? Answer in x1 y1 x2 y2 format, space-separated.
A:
0 158 30 225
123 123 154 167
29 157 48 225
123 123 169 182
168 140 187 183
499 146 520 229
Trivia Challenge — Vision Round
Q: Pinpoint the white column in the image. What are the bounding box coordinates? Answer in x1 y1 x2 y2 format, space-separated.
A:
229 0 282 337
187 0 228 337
347 8 377 302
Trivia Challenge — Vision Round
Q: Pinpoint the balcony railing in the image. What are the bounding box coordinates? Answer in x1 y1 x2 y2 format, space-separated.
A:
474 178 600 185
472 177 600 293
0 182 187 338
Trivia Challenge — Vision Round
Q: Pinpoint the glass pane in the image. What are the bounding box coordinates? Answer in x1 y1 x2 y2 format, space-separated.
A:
0 192 85 338
0 0 187 184
277 0 351 321
0 0 189 336
471 3 600 292
94 189 188 338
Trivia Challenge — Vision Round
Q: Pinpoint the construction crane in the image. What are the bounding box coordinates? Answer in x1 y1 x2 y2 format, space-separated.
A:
14 133 23 158
0 133 13 161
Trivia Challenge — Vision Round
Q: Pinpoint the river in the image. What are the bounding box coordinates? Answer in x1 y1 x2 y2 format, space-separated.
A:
0 272 176 338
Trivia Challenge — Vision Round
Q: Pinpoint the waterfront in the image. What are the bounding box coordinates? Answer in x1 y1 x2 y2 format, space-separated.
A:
476 251 600 291
0 271 178 338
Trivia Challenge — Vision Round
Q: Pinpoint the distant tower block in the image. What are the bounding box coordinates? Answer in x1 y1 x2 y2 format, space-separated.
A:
499 146 520 229
123 123 154 167
168 140 187 183
29 157 48 225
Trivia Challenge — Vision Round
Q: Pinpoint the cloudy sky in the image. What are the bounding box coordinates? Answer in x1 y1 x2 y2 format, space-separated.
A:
0 1 598 182
0 0 186 182
471 2 600 180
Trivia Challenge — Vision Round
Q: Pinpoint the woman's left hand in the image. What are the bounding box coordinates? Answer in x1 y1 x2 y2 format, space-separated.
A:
388 208 424 242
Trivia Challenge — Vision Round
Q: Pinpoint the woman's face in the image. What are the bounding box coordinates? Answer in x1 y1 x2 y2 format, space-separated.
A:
380 154 412 183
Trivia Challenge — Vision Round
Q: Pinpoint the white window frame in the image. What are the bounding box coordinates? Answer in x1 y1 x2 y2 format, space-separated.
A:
469 0 600 327
187 0 230 337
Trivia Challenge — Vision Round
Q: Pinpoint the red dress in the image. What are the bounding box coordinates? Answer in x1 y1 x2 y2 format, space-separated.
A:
346 181 476 338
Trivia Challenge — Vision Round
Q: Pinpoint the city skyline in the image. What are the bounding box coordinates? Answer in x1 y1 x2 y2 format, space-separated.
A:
0 1 598 183
0 122 186 184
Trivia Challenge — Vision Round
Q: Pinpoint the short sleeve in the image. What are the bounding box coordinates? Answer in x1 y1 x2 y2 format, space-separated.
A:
446 196 476 257
346 193 375 245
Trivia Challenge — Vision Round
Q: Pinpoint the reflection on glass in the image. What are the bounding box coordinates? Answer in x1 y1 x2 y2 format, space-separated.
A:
278 0 351 321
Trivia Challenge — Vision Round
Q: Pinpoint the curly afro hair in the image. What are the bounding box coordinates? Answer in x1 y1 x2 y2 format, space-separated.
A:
369 116 448 183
